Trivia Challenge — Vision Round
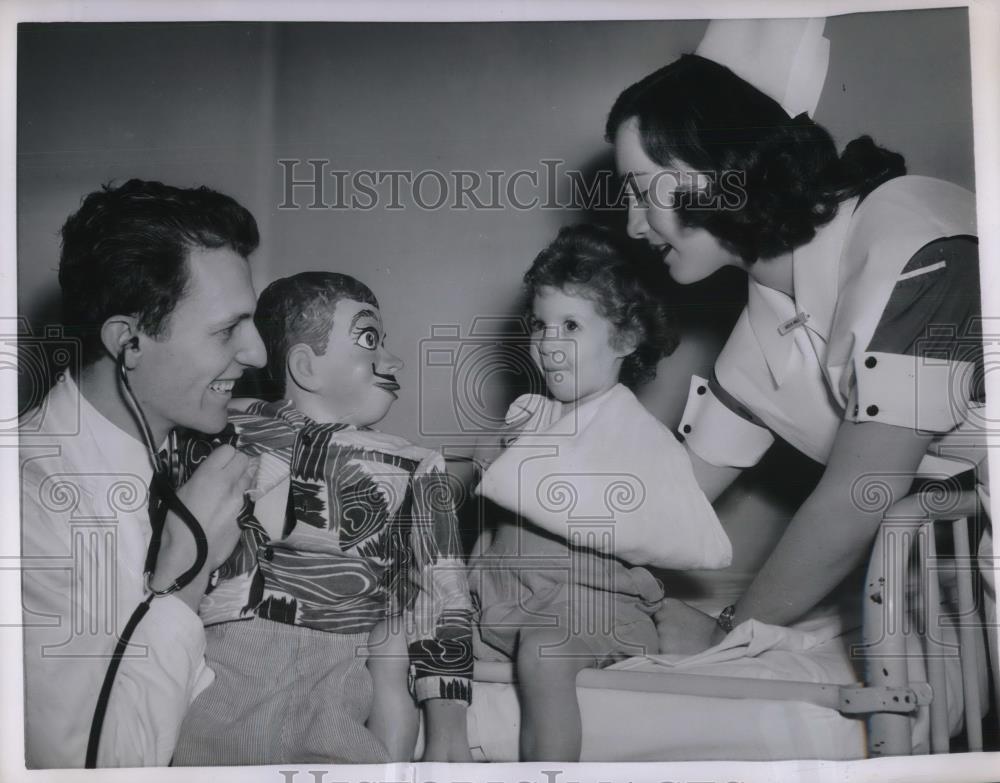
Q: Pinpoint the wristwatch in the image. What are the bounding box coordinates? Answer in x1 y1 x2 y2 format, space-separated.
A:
716 604 737 634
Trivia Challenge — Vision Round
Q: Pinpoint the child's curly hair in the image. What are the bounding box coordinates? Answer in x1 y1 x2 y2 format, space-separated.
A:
523 223 678 388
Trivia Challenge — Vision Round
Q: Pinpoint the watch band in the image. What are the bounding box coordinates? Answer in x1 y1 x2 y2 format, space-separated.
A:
716 603 737 633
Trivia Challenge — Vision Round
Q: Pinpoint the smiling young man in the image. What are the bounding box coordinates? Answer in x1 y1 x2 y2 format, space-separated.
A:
20 179 267 767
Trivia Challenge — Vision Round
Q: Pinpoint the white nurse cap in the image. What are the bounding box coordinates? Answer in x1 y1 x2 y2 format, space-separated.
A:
695 18 830 119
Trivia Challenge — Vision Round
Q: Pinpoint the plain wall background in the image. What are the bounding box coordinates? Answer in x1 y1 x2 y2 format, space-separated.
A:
17 10 976 598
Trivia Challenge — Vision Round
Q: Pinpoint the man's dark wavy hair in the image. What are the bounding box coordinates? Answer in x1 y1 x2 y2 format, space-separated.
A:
524 223 678 388
606 54 906 263
254 271 380 398
59 178 260 366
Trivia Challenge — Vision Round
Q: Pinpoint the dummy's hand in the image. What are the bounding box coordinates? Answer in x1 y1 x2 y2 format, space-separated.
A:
421 700 473 762
653 598 725 656
151 444 257 611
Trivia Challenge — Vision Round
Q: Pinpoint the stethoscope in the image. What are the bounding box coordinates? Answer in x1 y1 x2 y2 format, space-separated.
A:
84 338 209 768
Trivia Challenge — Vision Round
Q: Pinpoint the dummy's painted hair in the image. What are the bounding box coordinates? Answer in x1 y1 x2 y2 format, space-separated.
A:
254 271 379 398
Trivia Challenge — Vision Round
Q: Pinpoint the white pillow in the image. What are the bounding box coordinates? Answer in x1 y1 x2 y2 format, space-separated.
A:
476 384 731 570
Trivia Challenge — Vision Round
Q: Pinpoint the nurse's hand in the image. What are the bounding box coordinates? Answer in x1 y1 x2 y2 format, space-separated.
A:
653 598 724 655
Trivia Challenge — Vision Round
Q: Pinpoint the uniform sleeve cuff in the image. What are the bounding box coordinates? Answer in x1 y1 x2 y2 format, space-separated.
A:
850 351 977 432
679 375 774 468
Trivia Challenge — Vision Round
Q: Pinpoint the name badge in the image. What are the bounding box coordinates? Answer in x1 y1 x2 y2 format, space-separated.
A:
777 311 810 336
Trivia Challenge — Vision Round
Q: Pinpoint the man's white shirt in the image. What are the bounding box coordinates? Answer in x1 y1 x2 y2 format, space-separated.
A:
20 372 213 768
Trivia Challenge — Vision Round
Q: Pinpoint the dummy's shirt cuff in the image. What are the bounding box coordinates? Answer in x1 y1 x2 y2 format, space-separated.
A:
408 636 474 704
849 351 977 432
679 375 774 468
411 674 473 704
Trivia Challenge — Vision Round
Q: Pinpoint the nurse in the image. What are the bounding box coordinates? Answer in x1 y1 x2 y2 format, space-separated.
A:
607 53 984 653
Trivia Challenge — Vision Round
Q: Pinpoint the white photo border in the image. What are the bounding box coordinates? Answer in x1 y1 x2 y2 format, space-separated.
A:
1 1 997 783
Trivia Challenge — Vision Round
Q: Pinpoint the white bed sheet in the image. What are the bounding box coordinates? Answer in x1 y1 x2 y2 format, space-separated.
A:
465 612 972 762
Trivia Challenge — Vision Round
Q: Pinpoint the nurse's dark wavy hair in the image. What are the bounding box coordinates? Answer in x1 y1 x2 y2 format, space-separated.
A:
606 54 906 263
255 271 379 398
524 223 678 388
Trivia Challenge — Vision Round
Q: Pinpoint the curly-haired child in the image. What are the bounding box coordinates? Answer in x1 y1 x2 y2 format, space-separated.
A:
469 223 729 761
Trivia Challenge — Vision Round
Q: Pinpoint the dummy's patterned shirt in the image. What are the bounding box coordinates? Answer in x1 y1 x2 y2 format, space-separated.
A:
176 400 473 703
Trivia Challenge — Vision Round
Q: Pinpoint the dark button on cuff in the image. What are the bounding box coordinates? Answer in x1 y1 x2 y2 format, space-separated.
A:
864 356 877 369
262 546 274 561
866 405 879 417
697 385 707 395
682 424 692 434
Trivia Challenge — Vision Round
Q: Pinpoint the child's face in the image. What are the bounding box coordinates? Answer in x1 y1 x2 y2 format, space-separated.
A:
529 286 630 406
309 299 403 426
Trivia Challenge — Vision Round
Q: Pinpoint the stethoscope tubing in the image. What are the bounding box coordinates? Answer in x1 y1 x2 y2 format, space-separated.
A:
85 346 209 768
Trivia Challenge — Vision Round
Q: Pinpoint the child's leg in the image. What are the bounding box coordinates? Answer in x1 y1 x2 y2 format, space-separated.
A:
516 627 599 762
366 619 419 761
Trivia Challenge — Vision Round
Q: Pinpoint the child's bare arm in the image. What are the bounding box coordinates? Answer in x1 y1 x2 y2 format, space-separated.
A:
421 700 473 762
367 620 419 761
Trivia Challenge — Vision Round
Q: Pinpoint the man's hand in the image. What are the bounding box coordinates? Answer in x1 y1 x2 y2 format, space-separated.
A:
653 597 724 656
150 444 256 612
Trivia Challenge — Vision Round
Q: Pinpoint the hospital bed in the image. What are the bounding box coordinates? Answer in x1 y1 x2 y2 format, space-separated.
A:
444 456 996 761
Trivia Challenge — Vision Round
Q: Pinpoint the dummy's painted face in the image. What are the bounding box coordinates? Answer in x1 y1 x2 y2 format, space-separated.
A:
614 118 745 284
130 246 266 441
308 299 403 427
529 286 631 407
